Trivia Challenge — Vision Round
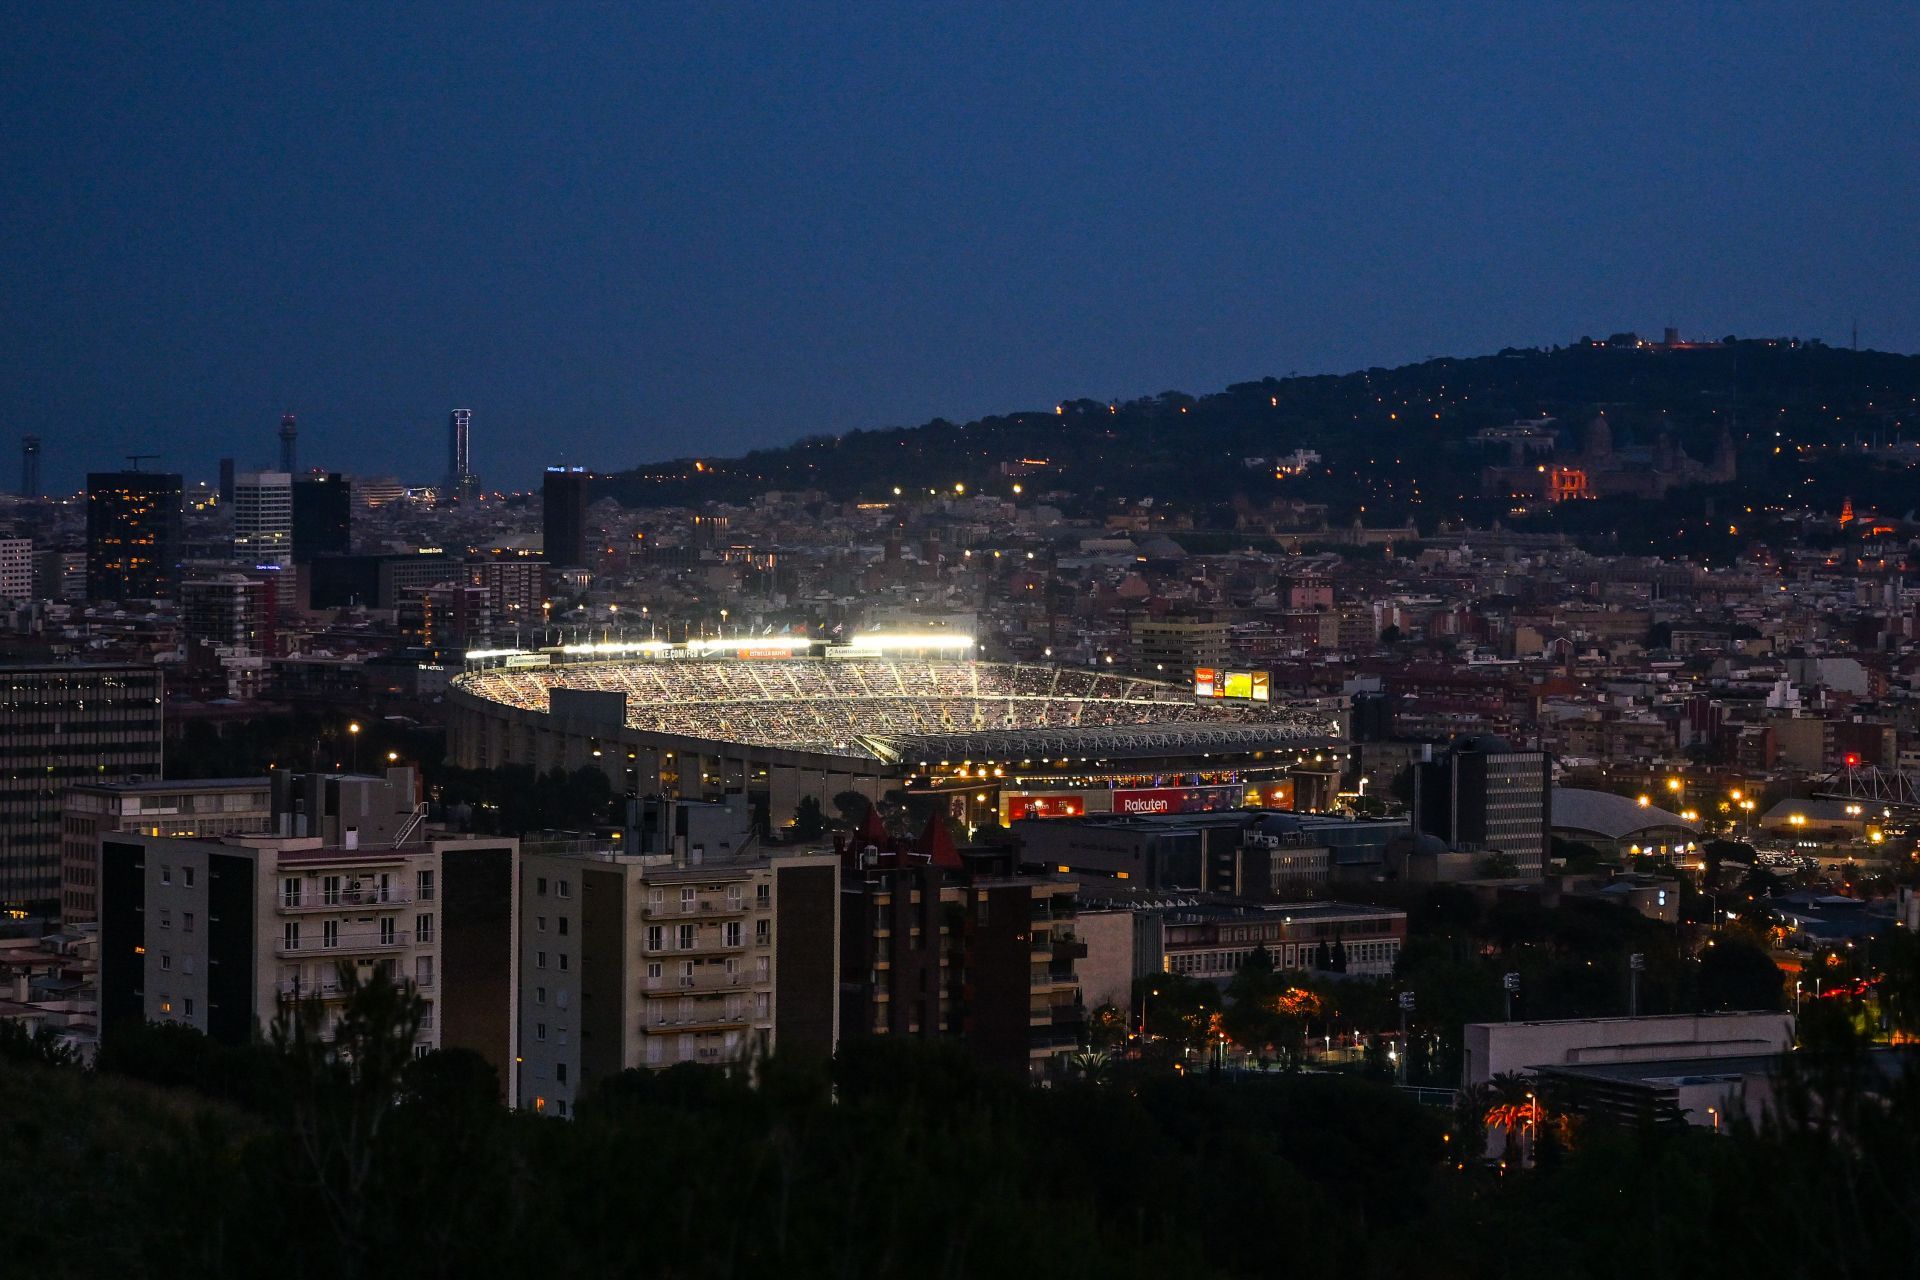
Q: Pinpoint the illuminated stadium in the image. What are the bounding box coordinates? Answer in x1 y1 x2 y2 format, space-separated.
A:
447 636 1347 828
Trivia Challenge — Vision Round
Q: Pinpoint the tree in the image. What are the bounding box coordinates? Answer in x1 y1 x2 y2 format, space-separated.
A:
792 795 826 840
830 790 871 828
271 963 427 1280
1696 937 1786 1011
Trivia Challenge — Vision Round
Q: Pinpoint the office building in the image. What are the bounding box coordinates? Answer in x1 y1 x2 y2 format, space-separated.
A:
0 537 33 600
99 829 520 1096
86 471 183 601
1413 736 1552 876
0 664 165 915
291 472 352 562
232 471 294 609
542 467 591 568
839 816 1088 1079
278 412 298 474
34 549 85 602
514 798 839 1116
61 777 275 923
218 457 236 506
447 409 475 499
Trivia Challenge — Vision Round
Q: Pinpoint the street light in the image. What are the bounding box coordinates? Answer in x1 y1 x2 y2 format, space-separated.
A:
347 721 361 772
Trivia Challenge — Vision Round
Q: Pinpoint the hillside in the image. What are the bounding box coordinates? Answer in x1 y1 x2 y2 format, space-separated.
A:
599 338 1920 538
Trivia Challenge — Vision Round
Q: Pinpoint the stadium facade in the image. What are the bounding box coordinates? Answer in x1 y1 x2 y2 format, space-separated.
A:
447 635 1347 833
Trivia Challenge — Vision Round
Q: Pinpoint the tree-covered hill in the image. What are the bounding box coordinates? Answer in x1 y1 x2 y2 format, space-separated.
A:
596 338 1920 534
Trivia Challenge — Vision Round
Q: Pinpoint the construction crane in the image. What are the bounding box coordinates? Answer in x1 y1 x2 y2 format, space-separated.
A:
125 454 160 472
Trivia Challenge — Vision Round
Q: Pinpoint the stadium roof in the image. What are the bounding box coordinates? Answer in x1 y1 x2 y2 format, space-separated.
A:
862 718 1342 764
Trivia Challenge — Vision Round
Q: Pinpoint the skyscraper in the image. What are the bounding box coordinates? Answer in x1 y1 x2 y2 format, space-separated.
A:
542 467 591 567
218 457 236 506
233 471 294 608
447 408 474 499
291 472 352 562
86 471 184 601
20 436 40 498
279 412 298 474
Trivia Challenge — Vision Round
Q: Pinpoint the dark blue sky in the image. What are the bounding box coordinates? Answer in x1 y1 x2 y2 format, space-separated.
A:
4 4 1915 493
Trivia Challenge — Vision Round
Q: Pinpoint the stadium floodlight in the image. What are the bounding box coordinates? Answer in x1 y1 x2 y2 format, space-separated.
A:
557 640 676 656
847 633 976 652
464 647 532 661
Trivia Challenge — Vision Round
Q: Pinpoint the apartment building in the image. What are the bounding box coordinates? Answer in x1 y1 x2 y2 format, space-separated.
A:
840 819 1088 1080
514 811 840 1116
61 777 275 924
99 831 519 1095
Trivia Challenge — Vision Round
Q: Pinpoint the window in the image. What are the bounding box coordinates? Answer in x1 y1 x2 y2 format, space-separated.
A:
556 988 570 1010
557 1099 567 1117
536 951 547 970
284 922 300 951
646 962 662 980
558 953 569 972
282 877 302 908
183 997 194 1017
755 919 770 946
182 956 195 976
416 955 434 987
413 1044 431 1060
677 923 696 950
160 953 171 972
323 920 339 949
183 911 195 933
183 866 195 888
755 992 770 1018
558 916 569 936
536 1023 547 1041
647 887 663 909
644 925 664 952
680 887 695 909
536 915 547 932
417 869 435 901
160 864 171 885
556 1061 568 1083
725 886 742 910
556 1027 569 1047
158 909 171 930
416 914 434 944
556 879 570 899
723 922 742 948
755 884 771 909
536 877 548 896
380 917 396 946
536 985 547 1005
323 875 341 906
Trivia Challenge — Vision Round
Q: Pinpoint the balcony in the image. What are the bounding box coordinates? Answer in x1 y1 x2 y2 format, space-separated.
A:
277 934 412 957
278 890 413 914
641 970 752 995
641 898 748 920
644 1007 751 1033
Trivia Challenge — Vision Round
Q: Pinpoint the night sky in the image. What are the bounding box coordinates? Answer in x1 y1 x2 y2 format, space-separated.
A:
4 4 1915 493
